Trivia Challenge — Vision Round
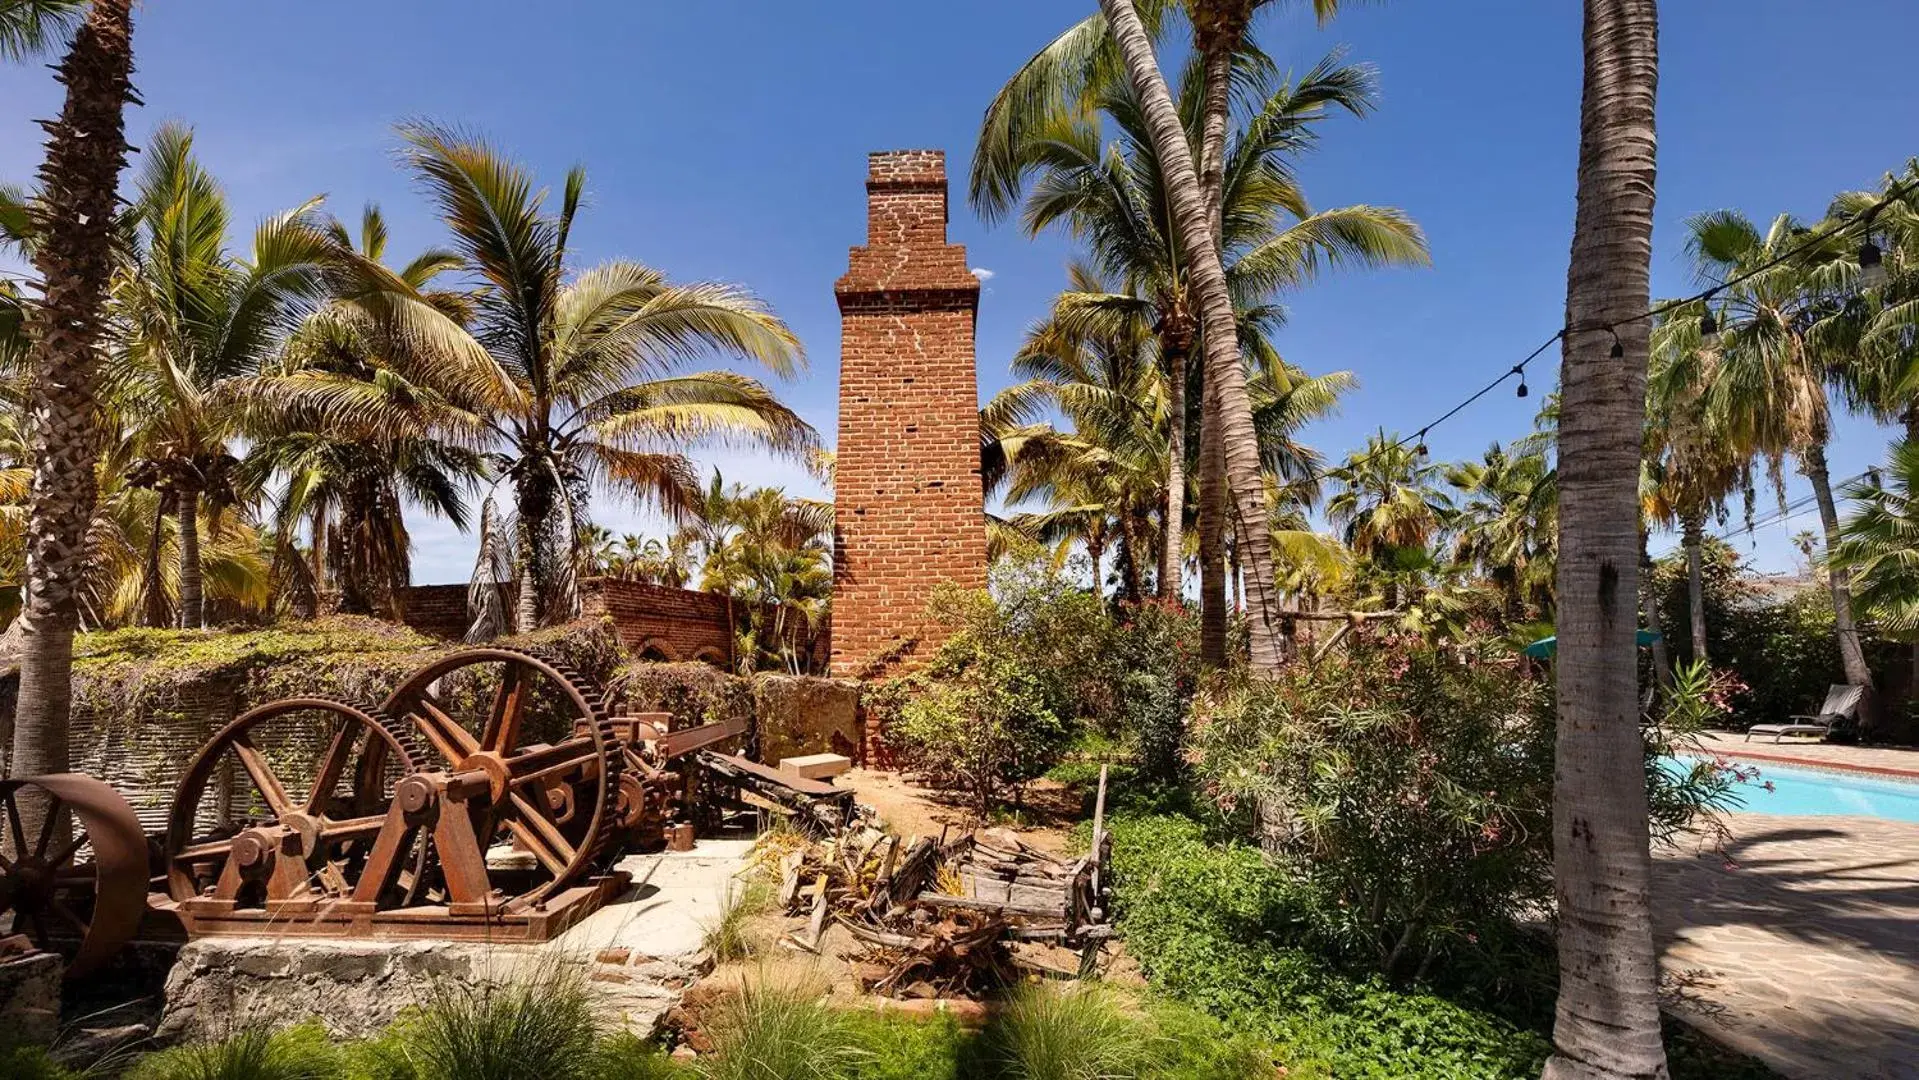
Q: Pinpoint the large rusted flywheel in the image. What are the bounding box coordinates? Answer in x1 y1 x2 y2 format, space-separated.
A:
0 774 148 977
379 647 623 909
164 698 425 908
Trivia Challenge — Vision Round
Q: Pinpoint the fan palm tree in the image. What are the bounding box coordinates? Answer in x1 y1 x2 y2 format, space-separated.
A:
394 124 813 632
1833 442 1919 686
1643 318 1756 662
235 204 487 620
1544 2 1667 1077
1688 210 1873 690
1325 433 1445 590
1814 162 1919 441
8 0 134 805
108 124 338 629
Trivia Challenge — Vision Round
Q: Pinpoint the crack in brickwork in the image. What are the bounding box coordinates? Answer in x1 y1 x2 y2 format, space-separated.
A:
830 151 987 716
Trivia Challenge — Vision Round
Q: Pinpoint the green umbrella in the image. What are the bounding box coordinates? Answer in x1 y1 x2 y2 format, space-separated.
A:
1521 630 1662 659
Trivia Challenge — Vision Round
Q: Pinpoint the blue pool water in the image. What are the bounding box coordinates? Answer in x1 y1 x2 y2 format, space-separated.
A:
1671 756 1919 824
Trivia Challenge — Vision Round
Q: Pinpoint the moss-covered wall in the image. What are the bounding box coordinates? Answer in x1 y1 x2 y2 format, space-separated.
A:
606 661 860 764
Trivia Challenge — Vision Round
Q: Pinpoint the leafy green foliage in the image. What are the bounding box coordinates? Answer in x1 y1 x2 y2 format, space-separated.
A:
975 985 1147 1080
884 562 1201 806
0 1045 77 1080
127 1023 342 1080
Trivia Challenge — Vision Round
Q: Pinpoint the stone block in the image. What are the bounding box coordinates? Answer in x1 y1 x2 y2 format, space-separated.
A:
0 949 62 1048
778 753 852 780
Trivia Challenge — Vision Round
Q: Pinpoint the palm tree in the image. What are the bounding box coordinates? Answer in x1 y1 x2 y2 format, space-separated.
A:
236 204 486 620
395 124 814 632
1833 442 1919 687
108 125 338 629
1446 442 1557 621
1326 433 1446 607
1544 1 1667 1077
1643 323 1753 662
7 0 135 799
993 53 1421 635
1687 210 1873 691
1816 163 1919 441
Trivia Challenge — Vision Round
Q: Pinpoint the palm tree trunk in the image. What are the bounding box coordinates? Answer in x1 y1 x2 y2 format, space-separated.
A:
1806 443 1867 692
1543 2 1667 1078
1680 510 1707 663
1098 0 1286 674
1087 532 1105 602
10 0 135 846
1803 441 1874 690
1199 380 1229 664
1160 337 1188 600
141 490 172 628
176 483 204 629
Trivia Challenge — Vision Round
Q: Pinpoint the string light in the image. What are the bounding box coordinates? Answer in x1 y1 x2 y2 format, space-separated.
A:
1300 174 1914 486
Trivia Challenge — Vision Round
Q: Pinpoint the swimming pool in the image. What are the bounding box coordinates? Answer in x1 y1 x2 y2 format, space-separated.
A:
1673 756 1919 824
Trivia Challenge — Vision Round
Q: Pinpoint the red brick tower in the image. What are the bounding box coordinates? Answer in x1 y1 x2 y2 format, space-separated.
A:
830 150 986 678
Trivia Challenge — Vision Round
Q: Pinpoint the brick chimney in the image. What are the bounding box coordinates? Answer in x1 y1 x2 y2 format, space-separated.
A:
830 150 987 683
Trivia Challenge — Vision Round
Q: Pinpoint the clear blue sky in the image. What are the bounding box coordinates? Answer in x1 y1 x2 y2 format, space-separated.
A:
3 1 1913 584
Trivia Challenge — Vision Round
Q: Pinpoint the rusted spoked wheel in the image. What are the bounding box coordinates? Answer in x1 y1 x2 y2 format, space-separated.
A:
380 648 621 907
164 699 423 907
0 774 148 977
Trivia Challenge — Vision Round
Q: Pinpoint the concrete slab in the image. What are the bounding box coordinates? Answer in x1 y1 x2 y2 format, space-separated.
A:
555 840 756 959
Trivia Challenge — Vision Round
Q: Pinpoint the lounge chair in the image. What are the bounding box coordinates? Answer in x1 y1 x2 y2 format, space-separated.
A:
1745 684 1866 743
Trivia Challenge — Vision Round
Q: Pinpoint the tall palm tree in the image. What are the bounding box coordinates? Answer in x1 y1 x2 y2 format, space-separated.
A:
1643 322 1753 662
395 125 814 632
7 0 135 799
1545 2 1667 1077
109 124 337 629
995 53 1422 631
1688 210 1873 690
1833 442 1919 687
1816 163 1919 441
1325 433 1446 608
236 204 486 619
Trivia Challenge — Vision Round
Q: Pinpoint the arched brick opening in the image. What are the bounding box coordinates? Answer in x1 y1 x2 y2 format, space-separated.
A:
691 646 728 669
638 638 677 663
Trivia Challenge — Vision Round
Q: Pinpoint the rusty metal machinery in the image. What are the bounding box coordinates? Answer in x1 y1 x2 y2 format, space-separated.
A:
0 774 148 976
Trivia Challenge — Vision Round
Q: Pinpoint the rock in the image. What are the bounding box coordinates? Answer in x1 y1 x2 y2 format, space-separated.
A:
0 950 62 1048
597 947 631 966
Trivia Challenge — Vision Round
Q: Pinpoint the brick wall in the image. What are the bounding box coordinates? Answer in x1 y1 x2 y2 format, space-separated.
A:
395 583 477 640
580 579 737 665
830 149 988 690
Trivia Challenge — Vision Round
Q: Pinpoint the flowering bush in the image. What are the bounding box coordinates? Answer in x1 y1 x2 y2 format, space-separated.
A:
1189 637 1741 999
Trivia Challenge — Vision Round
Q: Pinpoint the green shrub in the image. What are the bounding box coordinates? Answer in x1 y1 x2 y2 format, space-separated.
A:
838 1011 964 1080
892 647 1070 812
127 1023 342 1080
583 1033 691 1080
697 979 866 1080
1189 642 1557 989
355 967 599 1080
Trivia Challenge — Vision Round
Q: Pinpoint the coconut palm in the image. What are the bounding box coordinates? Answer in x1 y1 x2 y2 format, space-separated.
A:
393 124 814 632
1544 1 1667 1077
999 56 1421 635
235 204 487 620
1687 210 1873 691
108 124 338 629
986 292 1170 601
1446 442 1557 621
1833 443 1919 687
8 0 134 799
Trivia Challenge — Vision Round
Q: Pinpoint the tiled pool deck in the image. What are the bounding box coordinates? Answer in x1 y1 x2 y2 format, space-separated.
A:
1654 733 1919 1079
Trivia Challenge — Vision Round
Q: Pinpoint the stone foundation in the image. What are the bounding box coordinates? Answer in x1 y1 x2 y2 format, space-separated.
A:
0 949 62 1048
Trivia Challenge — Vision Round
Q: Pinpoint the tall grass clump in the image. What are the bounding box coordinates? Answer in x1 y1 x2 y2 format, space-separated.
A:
125 1023 340 1080
585 1033 693 1079
975 985 1145 1080
698 978 865 1080
354 964 599 1080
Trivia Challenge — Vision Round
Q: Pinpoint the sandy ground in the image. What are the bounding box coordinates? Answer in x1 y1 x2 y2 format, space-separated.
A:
838 767 1086 856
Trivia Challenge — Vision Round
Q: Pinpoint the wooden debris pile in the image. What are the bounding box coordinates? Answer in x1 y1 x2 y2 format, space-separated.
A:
757 767 1116 997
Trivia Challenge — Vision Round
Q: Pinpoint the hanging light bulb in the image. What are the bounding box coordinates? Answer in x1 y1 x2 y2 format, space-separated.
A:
1414 432 1430 459
1699 309 1720 347
1513 364 1529 397
1609 338 1624 360
1859 239 1889 290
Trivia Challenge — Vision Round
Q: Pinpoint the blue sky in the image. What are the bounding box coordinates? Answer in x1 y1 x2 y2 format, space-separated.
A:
3 1 1914 584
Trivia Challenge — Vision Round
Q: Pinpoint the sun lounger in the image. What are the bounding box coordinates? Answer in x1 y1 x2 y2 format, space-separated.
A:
1745 684 1865 743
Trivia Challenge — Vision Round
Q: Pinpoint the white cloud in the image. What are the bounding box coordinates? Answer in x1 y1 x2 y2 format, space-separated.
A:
969 267 995 281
